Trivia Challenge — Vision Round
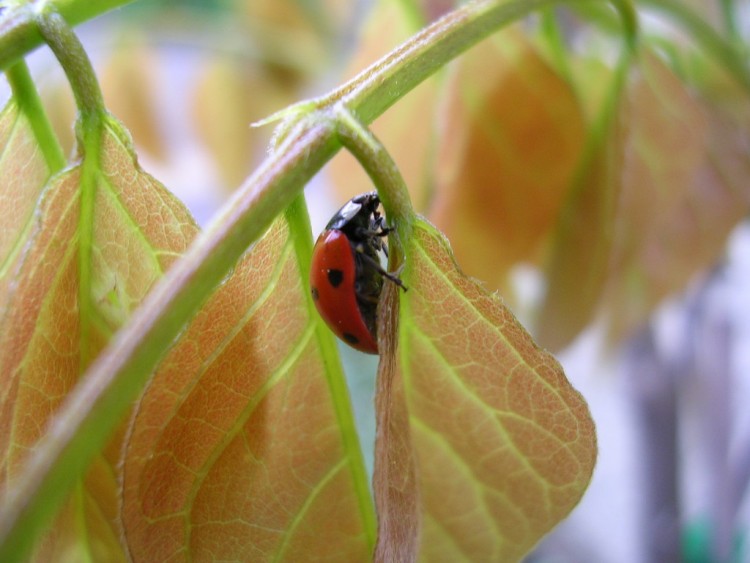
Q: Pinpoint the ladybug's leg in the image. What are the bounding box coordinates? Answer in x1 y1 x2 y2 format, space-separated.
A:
354 244 407 290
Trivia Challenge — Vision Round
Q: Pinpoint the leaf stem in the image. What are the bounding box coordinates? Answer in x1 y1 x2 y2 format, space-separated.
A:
4 60 66 173
36 7 105 127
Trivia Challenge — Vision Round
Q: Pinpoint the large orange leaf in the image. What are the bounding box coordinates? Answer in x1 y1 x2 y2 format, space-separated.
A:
380 218 596 561
429 33 587 298
0 117 198 561
120 217 374 562
603 52 750 340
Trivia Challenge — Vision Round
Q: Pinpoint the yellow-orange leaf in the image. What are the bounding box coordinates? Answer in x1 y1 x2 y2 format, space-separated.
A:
121 218 373 562
604 52 750 340
0 100 51 313
0 118 198 561
389 219 596 561
429 33 587 298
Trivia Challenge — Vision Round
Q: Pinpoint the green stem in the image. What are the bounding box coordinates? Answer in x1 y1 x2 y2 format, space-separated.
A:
334 105 413 252
36 7 105 126
538 7 574 84
4 60 66 173
719 0 740 43
0 0 136 72
36 7 106 370
0 1 640 560
638 0 750 94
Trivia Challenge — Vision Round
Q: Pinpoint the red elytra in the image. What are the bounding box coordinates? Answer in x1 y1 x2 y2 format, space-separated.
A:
309 192 405 354
310 229 379 353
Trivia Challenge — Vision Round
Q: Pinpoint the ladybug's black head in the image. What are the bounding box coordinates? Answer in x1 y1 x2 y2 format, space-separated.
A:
326 191 381 233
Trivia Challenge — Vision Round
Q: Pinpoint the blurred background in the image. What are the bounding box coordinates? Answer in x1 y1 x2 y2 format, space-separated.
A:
4 1 750 561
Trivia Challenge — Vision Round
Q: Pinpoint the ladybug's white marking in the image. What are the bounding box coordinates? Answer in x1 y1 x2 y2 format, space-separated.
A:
337 200 363 222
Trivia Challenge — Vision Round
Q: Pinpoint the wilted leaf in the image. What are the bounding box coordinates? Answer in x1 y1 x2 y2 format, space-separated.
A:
373 282 419 563
429 33 587 298
381 219 596 561
0 100 51 313
121 218 374 562
0 117 198 561
603 52 750 341
328 1 439 209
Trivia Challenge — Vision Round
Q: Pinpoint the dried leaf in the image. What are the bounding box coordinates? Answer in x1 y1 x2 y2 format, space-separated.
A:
373 283 419 563
429 33 587 298
0 118 198 561
121 218 374 562
375 219 596 561
604 52 750 340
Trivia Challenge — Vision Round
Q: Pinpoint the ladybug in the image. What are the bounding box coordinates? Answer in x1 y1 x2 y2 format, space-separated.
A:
310 192 405 354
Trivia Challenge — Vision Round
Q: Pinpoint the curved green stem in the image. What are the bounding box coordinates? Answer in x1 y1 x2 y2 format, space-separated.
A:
334 105 413 247
36 7 105 127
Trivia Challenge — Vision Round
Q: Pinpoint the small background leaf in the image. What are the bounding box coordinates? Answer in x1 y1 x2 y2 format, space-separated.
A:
603 52 750 341
535 58 626 351
192 57 299 190
121 218 374 562
428 32 587 301
393 219 596 561
100 36 167 161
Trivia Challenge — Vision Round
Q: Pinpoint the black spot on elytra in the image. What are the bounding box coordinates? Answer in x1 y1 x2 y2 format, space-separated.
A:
311 287 319 301
343 333 359 345
327 269 344 287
